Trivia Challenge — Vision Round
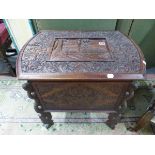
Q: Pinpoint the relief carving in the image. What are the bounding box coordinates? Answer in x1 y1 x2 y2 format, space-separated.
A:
22 81 54 128
33 82 128 110
48 38 113 62
20 31 143 74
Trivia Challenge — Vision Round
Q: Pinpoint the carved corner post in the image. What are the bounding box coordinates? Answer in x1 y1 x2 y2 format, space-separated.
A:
106 83 135 130
22 81 54 129
122 82 141 131
105 100 127 130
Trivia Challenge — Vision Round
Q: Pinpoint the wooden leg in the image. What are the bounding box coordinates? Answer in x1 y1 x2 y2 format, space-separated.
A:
106 113 120 129
105 88 134 130
105 94 130 129
34 101 54 129
39 113 54 129
22 82 54 129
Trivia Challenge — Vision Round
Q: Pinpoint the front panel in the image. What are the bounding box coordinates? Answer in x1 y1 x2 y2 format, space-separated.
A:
32 81 130 111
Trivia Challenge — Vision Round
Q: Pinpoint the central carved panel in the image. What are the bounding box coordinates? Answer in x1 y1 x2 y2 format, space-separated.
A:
48 38 114 62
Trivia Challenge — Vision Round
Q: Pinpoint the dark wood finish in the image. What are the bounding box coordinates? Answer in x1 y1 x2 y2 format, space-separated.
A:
31 81 130 111
22 82 54 128
48 38 113 62
16 30 146 80
17 31 146 129
106 113 121 129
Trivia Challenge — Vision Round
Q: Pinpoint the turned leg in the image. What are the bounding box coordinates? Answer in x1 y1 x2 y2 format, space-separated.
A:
22 82 54 128
106 113 120 129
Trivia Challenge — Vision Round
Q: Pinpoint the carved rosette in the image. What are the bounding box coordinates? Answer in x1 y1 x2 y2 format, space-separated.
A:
22 82 54 128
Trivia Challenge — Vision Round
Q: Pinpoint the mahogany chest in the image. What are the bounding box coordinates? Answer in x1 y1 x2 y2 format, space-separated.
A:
17 31 146 129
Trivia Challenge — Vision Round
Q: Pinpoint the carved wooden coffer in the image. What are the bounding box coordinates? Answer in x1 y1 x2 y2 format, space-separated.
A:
17 31 146 129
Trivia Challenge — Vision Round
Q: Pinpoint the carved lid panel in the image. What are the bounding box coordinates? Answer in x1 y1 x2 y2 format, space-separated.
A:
48 38 113 62
17 31 146 80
